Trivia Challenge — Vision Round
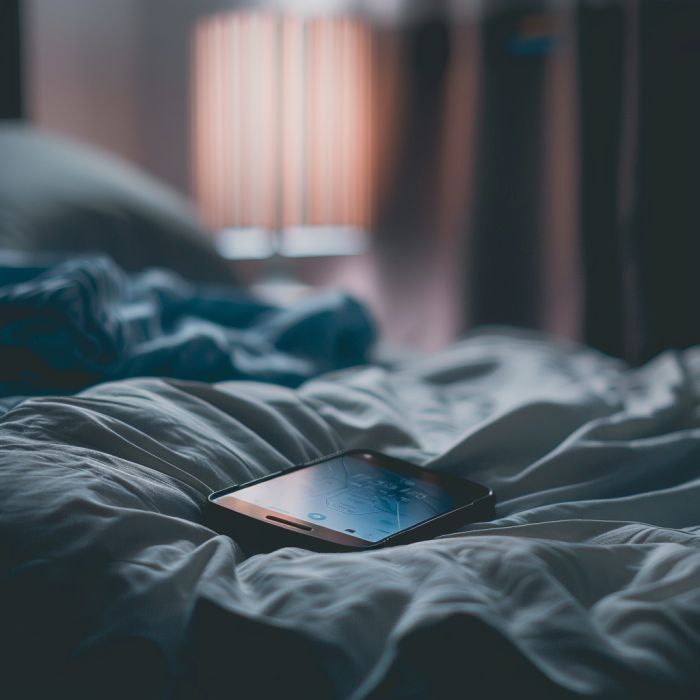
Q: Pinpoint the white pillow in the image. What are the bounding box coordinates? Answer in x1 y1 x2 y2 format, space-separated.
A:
0 124 237 284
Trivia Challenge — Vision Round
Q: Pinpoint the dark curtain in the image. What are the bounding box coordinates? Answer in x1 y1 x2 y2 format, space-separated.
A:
579 0 700 364
457 0 700 363
636 0 700 361
578 1 627 360
375 15 452 263
0 0 23 120
469 5 547 330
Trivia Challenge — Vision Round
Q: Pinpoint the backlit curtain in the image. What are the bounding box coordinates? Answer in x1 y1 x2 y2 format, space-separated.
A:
192 11 373 232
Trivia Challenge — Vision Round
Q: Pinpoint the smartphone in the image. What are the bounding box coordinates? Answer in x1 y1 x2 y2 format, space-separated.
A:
203 449 495 553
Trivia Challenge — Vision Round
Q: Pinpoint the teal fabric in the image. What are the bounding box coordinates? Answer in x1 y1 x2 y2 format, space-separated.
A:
0 251 375 397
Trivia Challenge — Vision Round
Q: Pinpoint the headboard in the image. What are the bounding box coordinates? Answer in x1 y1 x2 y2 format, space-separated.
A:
0 0 23 119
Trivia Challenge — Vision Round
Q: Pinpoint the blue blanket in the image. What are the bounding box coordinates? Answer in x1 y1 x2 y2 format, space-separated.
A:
0 252 375 398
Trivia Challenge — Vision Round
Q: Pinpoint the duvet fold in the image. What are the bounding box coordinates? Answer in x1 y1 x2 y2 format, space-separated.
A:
2 330 700 698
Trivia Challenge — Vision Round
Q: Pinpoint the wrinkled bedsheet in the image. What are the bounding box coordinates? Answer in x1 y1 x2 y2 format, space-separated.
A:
3 329 700 699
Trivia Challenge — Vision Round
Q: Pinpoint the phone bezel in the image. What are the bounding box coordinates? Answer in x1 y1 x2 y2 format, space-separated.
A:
205 449 495 552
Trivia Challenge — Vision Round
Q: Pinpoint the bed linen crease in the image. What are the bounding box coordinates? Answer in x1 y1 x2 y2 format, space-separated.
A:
2 330 700 698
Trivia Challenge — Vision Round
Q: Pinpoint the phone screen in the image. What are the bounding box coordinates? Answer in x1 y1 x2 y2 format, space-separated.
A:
220 453 455 543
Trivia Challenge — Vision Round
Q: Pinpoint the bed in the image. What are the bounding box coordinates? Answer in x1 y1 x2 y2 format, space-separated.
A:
3 126 700 700
3 325 700 699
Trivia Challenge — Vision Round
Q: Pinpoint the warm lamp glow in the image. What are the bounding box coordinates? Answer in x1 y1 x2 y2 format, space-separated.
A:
192 11 374 248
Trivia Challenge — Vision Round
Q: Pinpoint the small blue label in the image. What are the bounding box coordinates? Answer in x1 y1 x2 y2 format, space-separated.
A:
308 513 326 520
505 35 561 56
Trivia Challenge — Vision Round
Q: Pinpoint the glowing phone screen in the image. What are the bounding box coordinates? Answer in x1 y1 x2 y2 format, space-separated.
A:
224 454 454 543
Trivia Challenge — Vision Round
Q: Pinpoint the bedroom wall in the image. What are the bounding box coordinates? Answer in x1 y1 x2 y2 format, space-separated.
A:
26 0 242 195
27 0 143 166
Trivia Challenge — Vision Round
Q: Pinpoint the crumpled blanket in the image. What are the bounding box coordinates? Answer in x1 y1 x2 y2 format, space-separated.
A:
0 250 374 397
3 330 700 699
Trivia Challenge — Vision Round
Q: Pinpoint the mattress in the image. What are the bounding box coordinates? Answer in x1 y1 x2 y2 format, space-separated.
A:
2 329 700 698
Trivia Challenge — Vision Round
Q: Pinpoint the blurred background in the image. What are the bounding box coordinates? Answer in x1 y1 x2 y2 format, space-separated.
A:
2 0 699 362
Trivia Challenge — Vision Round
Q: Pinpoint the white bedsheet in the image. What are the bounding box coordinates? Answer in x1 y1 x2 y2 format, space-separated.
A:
2 329 700 698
